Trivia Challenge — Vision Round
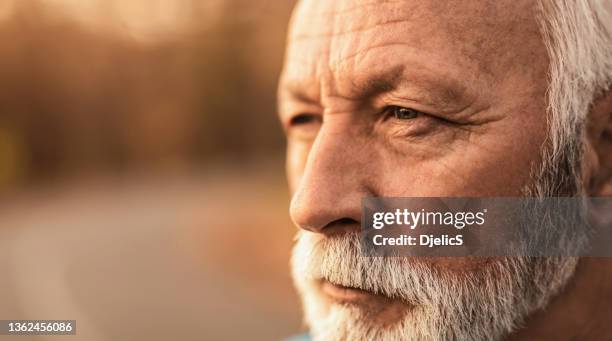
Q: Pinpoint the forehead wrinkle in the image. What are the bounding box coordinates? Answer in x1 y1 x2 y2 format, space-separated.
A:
291 17 418 41
289 0 440 41
282 49 475 109
329 42 413 72
331 45 475 105
289 0 425 41
283 0 543 113
289 0 539 74
305 0 409 17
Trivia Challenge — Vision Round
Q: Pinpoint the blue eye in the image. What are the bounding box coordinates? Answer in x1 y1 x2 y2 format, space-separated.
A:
388 106 423 120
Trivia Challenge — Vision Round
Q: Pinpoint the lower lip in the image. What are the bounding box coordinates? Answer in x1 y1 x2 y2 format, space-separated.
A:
320 281 376 303
320 280 414 324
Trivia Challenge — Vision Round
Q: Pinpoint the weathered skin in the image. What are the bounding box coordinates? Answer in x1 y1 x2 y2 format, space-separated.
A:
278 0 612 339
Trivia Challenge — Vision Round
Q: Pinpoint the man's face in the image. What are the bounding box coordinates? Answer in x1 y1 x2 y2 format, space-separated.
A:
278 0 574 339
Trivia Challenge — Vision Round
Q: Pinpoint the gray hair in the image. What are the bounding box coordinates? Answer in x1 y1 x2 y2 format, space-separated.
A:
534 0 612 195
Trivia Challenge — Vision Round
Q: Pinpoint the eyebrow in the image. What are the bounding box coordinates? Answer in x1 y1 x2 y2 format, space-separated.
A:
283 83 321 105
353 64 470 109
281 63 472 111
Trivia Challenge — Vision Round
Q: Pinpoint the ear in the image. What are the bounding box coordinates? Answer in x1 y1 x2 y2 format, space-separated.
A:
584 89 612 195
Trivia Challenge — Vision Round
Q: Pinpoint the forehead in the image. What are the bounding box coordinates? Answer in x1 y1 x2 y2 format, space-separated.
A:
280 0 545 101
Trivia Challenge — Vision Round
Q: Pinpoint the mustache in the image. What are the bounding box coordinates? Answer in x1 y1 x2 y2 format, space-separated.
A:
291 230 557 307
291 231 446 304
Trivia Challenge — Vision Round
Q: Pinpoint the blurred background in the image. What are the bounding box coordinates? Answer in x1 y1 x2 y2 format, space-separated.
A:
0 0 302 340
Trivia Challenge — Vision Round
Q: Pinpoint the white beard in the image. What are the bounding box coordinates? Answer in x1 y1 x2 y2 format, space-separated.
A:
291 231 578 341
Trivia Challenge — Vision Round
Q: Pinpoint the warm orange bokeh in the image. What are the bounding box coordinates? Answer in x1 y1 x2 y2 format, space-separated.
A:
0 1 302 340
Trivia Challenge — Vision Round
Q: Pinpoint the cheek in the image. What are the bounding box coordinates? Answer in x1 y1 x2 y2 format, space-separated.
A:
374 126 545 197
383 106 549 196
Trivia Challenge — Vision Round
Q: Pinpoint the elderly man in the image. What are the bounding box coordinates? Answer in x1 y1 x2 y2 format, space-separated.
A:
277 0 612 340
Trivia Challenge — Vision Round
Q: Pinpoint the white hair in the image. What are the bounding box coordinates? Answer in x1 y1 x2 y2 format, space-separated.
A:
535 0 612 194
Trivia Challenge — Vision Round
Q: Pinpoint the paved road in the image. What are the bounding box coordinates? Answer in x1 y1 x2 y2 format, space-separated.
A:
0 168 302 341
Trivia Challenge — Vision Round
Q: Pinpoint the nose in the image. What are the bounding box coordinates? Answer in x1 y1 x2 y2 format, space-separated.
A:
289 115 373 236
